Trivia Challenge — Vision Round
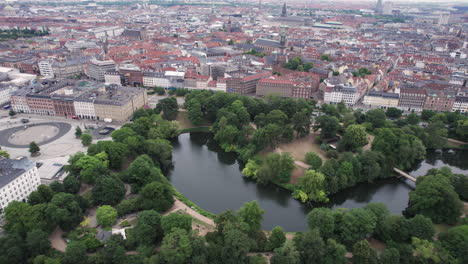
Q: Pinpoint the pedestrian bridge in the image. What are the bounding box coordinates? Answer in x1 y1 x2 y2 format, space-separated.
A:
393 168 416 182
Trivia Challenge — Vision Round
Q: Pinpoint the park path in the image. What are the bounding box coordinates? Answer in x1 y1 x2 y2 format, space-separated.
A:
275 147 311 170
49 227 67 252
164 199 215 227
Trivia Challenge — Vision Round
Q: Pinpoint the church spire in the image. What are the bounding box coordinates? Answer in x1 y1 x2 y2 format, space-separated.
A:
281 2 287 17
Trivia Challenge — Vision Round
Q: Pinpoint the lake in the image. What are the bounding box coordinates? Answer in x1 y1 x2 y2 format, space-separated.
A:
168 133 468 231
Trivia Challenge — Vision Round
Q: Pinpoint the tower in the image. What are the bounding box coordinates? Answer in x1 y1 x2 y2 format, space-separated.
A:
226 16 232 33
281 2 287 17
376 0 383 14
280 25 288 51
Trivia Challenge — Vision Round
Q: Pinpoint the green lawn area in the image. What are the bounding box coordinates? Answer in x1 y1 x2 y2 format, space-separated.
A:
176 111 211 130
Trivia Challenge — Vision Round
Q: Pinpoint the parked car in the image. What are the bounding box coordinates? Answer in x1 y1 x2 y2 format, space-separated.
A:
21 118 29 124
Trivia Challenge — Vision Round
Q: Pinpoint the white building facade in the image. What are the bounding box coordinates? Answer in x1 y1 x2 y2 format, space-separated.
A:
74 99 97 119
0 157 40 217
38 60 54 78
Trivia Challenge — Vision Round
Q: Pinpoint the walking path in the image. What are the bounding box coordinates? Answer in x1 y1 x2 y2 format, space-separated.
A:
164 199 215 227
275 147 311 170
49 227 67 252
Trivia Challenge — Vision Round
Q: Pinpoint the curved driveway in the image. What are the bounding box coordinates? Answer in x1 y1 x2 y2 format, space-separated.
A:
0 122 71 148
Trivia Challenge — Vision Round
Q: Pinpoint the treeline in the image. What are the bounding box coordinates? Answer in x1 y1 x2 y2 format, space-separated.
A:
185 91 315 162
0 104 181 263
0 28 49 41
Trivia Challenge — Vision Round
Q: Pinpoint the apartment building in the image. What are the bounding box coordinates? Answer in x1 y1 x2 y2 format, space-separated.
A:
88 59 116 82
324 84 361 105
38 60 54 78
0 157 40 217
0 84 17 106
226 71 271 95
398 88 426 112
452 91 468 113
143 72 169 88
363 91 400 109
94 86 147 121
104 71 122 85
423 89 456 112
52 57 90 79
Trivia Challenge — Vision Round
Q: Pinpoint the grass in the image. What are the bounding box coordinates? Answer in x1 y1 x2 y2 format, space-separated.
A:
176 111 211 130
173 189 217 219
179 126 211 134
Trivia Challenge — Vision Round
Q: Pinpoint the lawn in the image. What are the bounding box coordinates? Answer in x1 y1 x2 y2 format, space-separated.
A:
276 132 328 162
175 111 211 130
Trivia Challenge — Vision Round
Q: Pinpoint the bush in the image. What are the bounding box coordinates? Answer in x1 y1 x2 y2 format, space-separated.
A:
80 133 92 146
326 150 338 159
304 152 322 170
120 220 131 228
96 205 118 228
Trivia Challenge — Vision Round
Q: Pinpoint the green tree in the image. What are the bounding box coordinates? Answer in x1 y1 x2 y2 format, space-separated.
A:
337 208 377 245
352 240 378 264
405 175 462 224
455 119 468 140
315 115 340 139
26 229 50 256
96 205 118 228
320 54 331 61
160 228 192 264
92 176 125 206
257 153 295 184
63 241 87 264
380 248 400 264
111 127 137 143
156 97 179 120
80 133 92 146
294 170 328 203
294 229 326 263
123 154 164 193
134 210 163 245
408 214 435 241
242 159 260 180
221 229 255 264
28 184 54 205
138 181 174 212
366 109 386 129
29 141 40 155
75 126 82 138
161 212 192 233
0 150 9 158
187 100 204 125
51 193 83 231
425 121 447 149
96 235 126 264
87 141 129 170
406 113 420 125
439 225 468 263
292 110 311 138
8 109 15 116
267 226 286 251
342 124 368 151
63 175 81 194
238 201 264 234
385 107 403 118
307 208 334 238
323 238 346 264
75 154 109 184
412 237 447 264
305 152 322 170
270 240 300 264
144 138 173 172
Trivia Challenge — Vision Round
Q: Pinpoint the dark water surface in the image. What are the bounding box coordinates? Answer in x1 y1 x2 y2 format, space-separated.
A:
169 133 468 231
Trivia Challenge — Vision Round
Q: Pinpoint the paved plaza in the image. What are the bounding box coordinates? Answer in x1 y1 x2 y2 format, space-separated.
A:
0 110 118 162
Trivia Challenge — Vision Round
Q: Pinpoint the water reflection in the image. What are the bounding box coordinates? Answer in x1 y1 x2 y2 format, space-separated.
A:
169 132 467 231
